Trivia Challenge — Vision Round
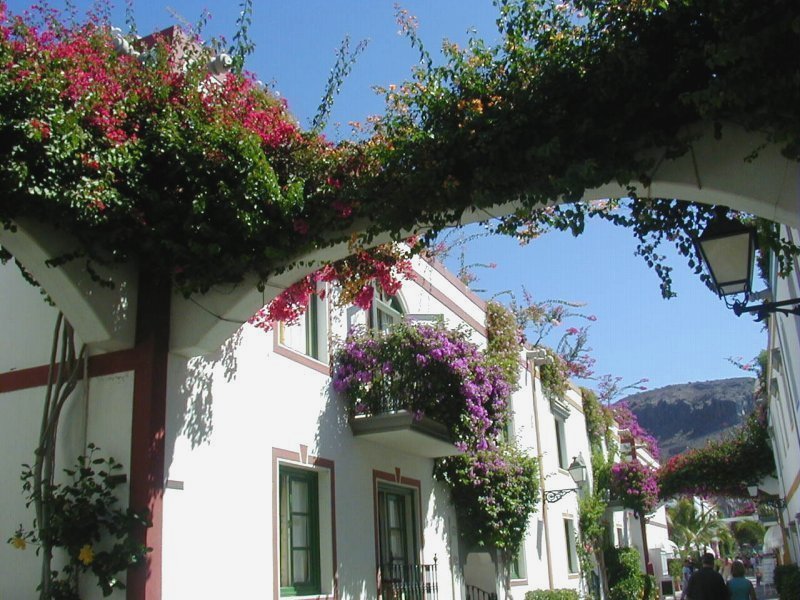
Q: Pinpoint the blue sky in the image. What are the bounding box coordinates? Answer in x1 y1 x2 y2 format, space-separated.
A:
5 0 765 392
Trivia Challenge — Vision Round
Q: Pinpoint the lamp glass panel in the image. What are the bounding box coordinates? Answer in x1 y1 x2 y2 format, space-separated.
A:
699 232 753 295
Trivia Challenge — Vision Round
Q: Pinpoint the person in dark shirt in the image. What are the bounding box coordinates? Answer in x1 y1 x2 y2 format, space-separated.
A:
684 552 730 600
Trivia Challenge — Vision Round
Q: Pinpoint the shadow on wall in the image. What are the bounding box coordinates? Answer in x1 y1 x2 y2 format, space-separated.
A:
428 476 462 596
165 328 243 463
314 386 366 599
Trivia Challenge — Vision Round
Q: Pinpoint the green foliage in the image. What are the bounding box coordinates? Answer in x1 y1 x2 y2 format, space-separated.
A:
539 348 569 398
605 547 648 600
578 492 608 553
8 445 150 598
667 558 683 580
485 300 523 391
659 404 775 498
731 520 766 548
434 444 539 554
378 0 800 299
582 387 615 452
524 590 579 600
3 1 800 305
591 447 612 497
775 565 800 600
666 497 728 560
333 320 538 556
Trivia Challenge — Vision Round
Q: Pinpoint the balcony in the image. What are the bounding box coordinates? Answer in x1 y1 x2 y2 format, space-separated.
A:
379 561 439 599
349 395 462 458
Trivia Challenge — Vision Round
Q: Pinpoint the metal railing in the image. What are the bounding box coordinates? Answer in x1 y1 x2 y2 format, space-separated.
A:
379 561 439 599
465 584 497 600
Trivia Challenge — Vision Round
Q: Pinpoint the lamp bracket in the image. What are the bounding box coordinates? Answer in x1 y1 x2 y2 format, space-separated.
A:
543 488 578 503
732 298 800 321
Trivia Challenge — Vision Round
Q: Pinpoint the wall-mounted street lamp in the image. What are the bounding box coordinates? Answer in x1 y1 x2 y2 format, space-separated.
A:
543 455 587 503
747 482 787 509
694 216 800 321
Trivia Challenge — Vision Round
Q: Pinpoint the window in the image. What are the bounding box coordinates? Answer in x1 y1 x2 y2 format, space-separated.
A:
280 292 327 361
564 519 578 574
371 288 404 332
378 484 422 599
377 485 418 577
279 467 320 596
554 417 568 469
510 551 526 581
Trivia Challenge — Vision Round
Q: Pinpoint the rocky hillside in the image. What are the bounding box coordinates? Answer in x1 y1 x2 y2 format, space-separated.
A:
619 377 756 459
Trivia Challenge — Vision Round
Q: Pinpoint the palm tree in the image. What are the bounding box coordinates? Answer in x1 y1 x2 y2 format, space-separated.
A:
667 498 729 559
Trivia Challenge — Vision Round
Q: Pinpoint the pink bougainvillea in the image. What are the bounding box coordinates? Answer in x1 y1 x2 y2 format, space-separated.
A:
610 460 660 517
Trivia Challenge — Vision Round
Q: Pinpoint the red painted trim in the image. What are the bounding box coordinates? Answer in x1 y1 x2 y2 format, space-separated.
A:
272 447 337 600
422 256 488 311
0 348 138 394
372 469 424 596
272 330 330 376
127 276 171 600
408 271 487 337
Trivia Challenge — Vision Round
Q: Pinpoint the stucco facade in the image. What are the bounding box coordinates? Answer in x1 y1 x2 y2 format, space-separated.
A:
1 254 602 599
763 225 800 565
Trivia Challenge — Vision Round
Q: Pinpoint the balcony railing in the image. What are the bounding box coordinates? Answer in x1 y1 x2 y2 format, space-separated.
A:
379 561 439 599
465 585 497 600
348 376 461 458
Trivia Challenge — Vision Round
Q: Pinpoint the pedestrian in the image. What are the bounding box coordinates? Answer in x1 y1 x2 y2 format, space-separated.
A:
726 560 756 600
681 558 694 598
721 558 733 581
683 552 730 600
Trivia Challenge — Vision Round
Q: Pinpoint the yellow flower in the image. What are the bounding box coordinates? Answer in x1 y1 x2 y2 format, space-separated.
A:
78 544 94 566
11 536 27 550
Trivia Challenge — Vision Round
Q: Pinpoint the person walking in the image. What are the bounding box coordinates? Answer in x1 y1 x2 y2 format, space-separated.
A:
683 552 730 600
726 560 756 600
681 558 694 598
721 557 733 581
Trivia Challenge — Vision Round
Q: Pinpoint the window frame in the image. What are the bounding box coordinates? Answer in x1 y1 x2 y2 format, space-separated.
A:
278 286 328 362
554 416 568 470
510 550 527 582
564 518 579 574
376 483 419 572
279 466 321 597
370 288 405 332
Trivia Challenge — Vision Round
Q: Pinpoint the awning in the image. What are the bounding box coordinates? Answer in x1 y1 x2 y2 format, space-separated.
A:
763 524 784 551
658 539 679 554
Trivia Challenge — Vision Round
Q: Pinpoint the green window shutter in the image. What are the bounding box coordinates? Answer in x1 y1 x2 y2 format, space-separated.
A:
279 467 320 596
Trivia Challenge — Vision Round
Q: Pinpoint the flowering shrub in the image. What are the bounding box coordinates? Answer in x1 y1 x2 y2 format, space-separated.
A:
0 3 394 298
8 445 149 598
485 301 523 392
332 320 539 554
434 445 539 552
332 322 511 447
658 404 775 498
582 387 615 452
613 402 660 460
249 242 416 327
2 1 799 319
610 461 660 518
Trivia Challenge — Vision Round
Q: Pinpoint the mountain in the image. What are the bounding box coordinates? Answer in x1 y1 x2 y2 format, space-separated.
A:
619 377 756 459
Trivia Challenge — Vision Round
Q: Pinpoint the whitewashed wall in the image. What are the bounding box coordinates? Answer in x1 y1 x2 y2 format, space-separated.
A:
161 257 480 599
0 262 134 600
768 224 800 563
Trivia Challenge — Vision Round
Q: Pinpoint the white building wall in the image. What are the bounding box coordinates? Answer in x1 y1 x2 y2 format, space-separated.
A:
2 253 599 599
767 225 800 564
0 262 134 600
507 377 591 598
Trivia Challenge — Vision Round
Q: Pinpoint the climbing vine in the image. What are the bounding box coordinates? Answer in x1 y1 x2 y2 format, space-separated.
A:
1 1 799 312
